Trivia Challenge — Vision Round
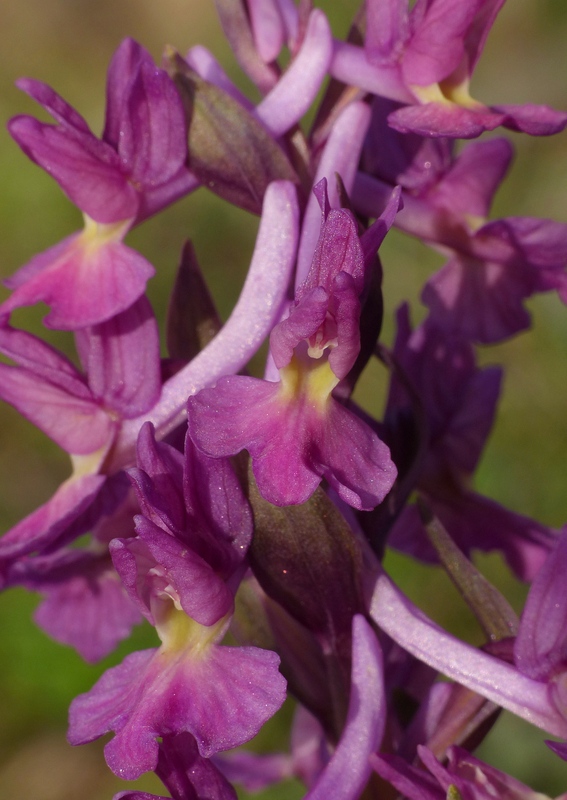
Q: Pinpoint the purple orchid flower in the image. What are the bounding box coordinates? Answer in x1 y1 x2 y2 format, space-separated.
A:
383 304 557 580
186 180 400 511
330 0 567 139
355 125 567 343
68 425 285 781
2 38 195 329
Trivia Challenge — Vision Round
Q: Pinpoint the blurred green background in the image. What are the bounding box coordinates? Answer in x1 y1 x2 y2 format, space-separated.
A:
0 0 566 797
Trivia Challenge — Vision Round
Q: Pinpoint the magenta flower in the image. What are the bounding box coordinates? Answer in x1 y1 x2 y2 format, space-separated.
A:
68 623 285 779
331 0 567 139
68 426 285 780
355 128 567 343
187 181 399 510
383 304 557 580
67 423 282 779
2 38 194 329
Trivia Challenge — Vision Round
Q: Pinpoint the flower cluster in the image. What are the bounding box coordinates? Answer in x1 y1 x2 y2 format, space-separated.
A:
1 2 567 799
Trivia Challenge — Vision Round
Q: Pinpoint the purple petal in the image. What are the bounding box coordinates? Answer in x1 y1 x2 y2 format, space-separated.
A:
185 46 253 109
68 648 156 753
365 0 409 65
371 752 442 800
437 366 502 475
463 0 506 71
429 137 513 219
314 399 397 511
0 321 91 397
129 422 185 534
0 474 106 562
188 376 396 511
116 57 187 187
8 116 138 223
155 733 238 800
422 253 534 343
1 231 154 330
112 524 234 626
446 745 558 798
496 103 567 136
0 361 112 454
296 102 371 288
387 309 503 473
137 167 199 223
75 296 161 418
23 549 142 663
330 42 412 103
402 0 481 86
304 616 385 800
481 216 567 271
514 529 567 680
270 288 329 370
69 643 286 779
187 375 325 507
214 0 280 93
103 39 145 147
359 185 403 265
183 435 253 576
247 0 286 63
326 274 362 380
15 77 93 132
390 491 557 582
546 740 567 762
363 97 453 193
215 750 293 792
301 208 365 296
388 102 505 139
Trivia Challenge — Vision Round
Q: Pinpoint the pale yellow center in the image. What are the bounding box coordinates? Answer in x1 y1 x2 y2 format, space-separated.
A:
410 76 483 110
78 215 133 251
278 355 340 410
156 604 230 659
